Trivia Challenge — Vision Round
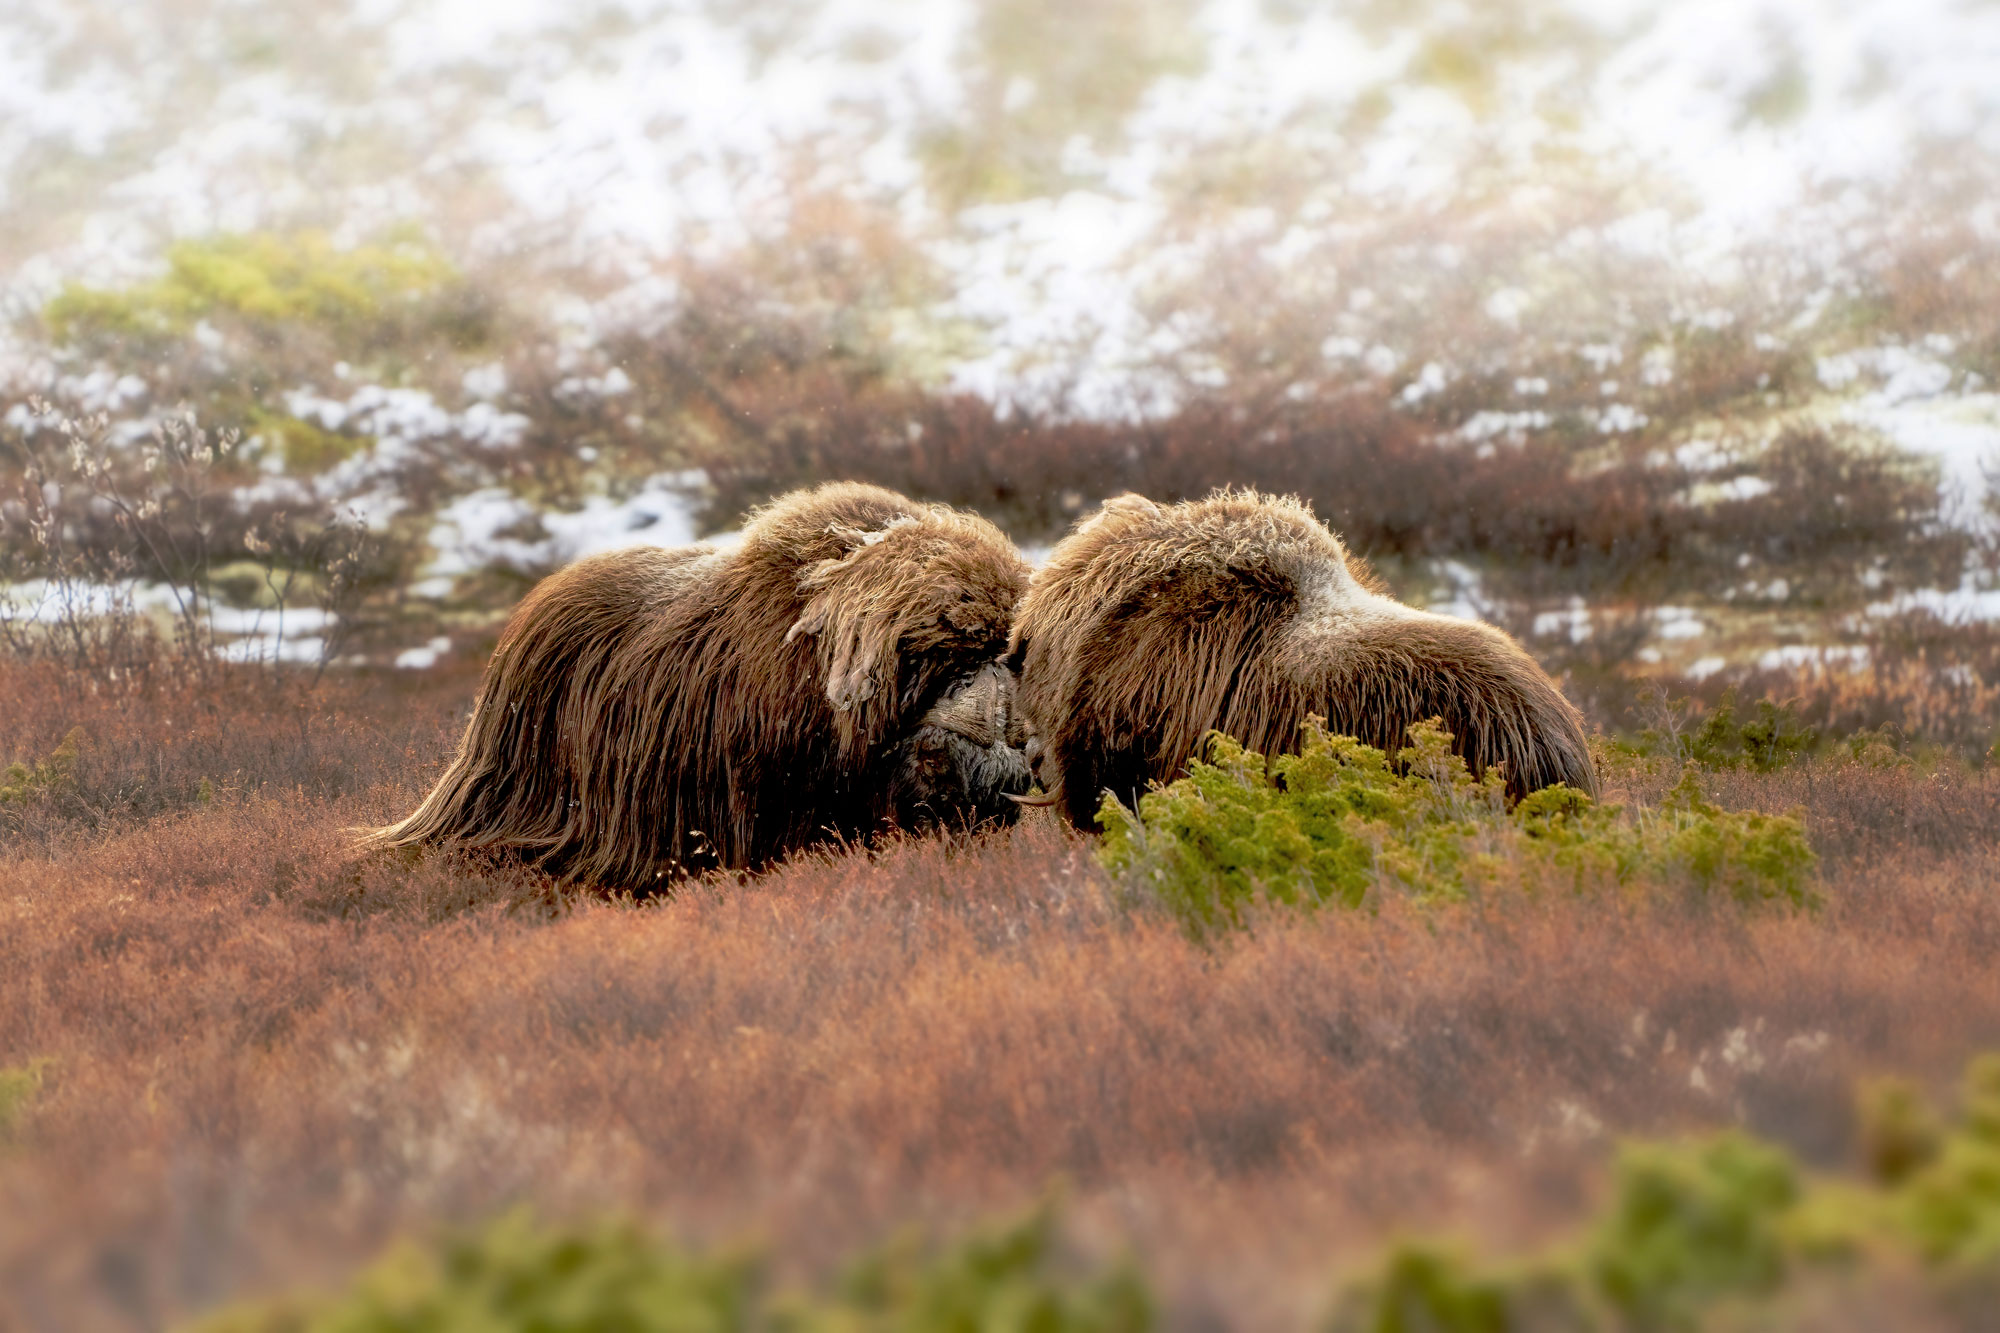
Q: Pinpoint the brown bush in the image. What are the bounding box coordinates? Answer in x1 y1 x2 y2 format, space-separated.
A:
688 392 1967 606
2 671 1999 1329
0 658 467 848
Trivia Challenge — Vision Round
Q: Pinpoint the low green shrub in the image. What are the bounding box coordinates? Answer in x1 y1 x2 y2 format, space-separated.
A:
196 1211 758 1333
0 727 85 806
1842 723 1915 770
243 406 371 475
1096 719 1816 936
779 1200 1150 1333
1331 1050 2000 1332
181 1051 2000 1332
1622 690 1946 774
45 231 463 352
190 1198 1149 1333
0 1057 51 1141
1627 688 1817 772
1894 1056 2000 1274
1856 1077 1944 1187
1582 1135 1798 1330
1324 1242 1592 1333
1325 1135 1799 1332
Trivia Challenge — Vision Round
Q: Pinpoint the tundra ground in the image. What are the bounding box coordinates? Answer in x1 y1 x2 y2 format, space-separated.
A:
2 660 1998 1329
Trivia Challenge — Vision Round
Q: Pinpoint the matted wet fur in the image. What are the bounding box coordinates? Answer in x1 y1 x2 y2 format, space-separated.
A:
366 483 1032 885
1010 490 1597 828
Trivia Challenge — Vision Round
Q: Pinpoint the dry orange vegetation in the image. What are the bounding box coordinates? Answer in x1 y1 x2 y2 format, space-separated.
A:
5 5 1998 1326
3 660 1999 1329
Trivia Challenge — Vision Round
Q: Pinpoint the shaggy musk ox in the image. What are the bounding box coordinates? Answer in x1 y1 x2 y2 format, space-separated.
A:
368 483 1033 885
1009 490 1597 827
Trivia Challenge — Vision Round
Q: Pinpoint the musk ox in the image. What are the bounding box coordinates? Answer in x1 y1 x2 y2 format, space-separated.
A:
1009 490 1597 827
368 482 1033 885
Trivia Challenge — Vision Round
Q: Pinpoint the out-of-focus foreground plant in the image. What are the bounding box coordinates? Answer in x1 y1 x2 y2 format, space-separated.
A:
179 1051 2000 1331
191 1196 1151 1333
1329 1051 2000 1332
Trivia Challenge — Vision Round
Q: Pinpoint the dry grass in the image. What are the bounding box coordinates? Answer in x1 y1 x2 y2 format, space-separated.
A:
1527 611 2000 762
0 657 469 850
3 664 2000 1330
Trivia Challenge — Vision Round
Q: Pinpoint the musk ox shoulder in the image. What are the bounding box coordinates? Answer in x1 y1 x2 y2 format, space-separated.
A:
366 482 1033 885
1010 490 1596 827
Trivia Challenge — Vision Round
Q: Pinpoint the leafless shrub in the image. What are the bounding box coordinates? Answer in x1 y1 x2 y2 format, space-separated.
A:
2 401 372 687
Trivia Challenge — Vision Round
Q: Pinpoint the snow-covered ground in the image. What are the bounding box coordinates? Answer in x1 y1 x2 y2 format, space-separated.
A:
418 470 725 587
4 0 1998 400
1 578 337 663
4 0 1999 667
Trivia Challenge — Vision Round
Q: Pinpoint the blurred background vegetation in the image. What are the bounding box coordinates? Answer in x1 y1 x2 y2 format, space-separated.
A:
2 0 1998 745
9 9 2000 1327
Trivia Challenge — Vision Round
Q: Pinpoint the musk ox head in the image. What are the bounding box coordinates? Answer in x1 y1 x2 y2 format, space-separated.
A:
1009 490 1596 828
879 660 1034 834
366 482 1033 886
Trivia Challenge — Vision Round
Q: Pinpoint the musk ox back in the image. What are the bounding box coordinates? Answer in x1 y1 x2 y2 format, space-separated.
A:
368 482 1033 885
1010 491 1596 828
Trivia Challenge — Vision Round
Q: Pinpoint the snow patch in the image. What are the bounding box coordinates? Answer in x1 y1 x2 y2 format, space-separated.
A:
422 471 719 580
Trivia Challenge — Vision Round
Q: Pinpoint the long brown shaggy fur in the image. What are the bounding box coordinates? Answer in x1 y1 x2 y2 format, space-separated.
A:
1010 490 1597 827
367 483 1032 885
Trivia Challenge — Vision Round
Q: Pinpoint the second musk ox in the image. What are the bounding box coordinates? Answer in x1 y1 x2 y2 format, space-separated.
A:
1010 490 1597 827
368 483 1033 885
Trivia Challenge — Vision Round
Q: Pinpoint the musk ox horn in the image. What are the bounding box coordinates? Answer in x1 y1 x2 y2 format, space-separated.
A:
1010 488 1598 830
361 482 1033 886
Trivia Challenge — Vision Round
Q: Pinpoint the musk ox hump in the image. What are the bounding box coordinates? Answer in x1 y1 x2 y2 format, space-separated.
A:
784 514 922 714
771 501 1027 758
